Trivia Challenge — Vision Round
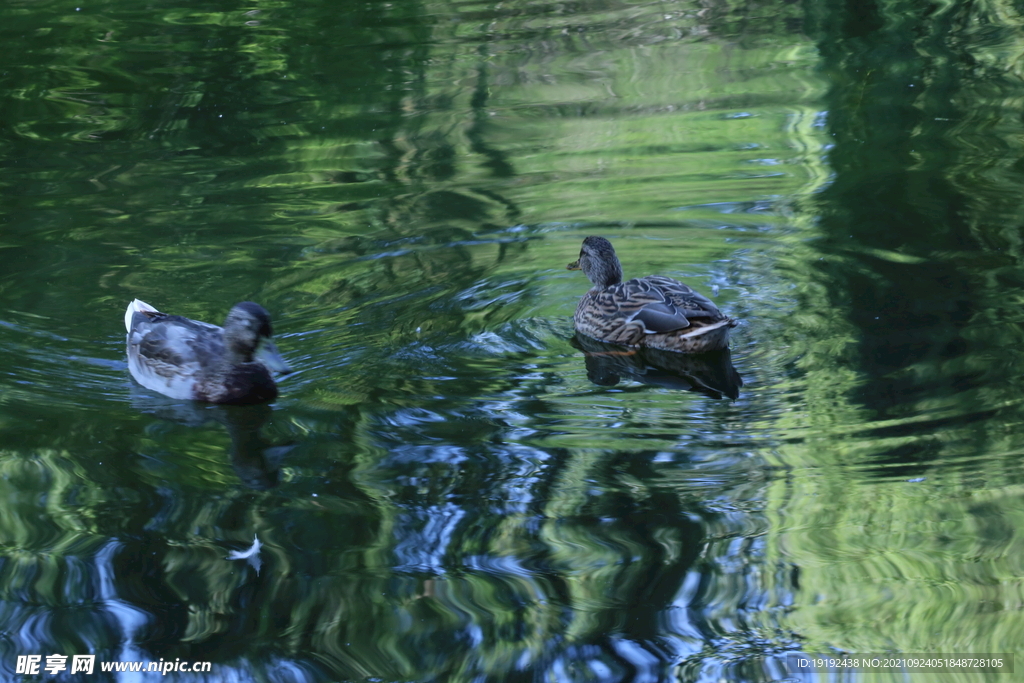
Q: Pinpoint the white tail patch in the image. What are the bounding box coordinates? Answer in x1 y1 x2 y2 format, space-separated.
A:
675 318 732 339
124 299 159 332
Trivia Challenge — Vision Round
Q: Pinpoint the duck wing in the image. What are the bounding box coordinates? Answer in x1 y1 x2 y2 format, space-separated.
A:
132 314 226 369
127 309 227 399
602 276 724 334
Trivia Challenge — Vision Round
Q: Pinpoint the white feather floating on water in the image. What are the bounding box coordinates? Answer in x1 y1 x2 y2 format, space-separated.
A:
226 534 263 574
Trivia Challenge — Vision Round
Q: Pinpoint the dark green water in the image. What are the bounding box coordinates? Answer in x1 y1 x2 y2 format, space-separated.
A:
2 0 1024 681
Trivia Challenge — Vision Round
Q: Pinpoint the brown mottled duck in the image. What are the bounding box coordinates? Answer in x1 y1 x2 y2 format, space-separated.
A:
567 236 737 353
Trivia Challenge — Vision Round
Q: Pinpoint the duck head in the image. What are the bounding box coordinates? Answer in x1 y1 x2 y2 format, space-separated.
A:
567 236 623 287
223 302 292 373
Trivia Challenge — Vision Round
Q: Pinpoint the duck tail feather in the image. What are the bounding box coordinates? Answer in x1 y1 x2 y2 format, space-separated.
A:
125 299 159 332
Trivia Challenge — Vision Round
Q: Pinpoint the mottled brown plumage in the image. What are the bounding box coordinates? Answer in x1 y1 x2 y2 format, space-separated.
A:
567 236 737 352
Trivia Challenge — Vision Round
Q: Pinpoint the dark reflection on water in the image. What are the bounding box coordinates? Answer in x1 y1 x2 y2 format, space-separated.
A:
572 333 743 400
129 392 288 489
805 0 1024 476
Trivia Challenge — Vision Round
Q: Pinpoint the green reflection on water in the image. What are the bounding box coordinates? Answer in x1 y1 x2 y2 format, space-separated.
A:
2 0 1024 681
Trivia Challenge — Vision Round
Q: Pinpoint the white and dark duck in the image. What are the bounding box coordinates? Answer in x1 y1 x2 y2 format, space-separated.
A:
124 299 292 404
567 236 737 353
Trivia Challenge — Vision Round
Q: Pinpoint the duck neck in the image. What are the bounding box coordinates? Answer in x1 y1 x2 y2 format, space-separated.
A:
224 340 254 366
590 258 623 288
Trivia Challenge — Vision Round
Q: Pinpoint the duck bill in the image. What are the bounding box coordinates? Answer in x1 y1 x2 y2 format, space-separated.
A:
567 260 581 270
255 339 292 374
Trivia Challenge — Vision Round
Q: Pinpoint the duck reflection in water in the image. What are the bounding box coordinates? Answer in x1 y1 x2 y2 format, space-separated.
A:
571 332 743 400
130 389 293 489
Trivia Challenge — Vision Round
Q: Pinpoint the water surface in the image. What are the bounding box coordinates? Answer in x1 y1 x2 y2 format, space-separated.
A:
2 0 1024 681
